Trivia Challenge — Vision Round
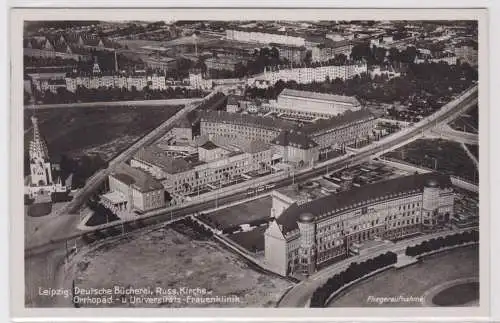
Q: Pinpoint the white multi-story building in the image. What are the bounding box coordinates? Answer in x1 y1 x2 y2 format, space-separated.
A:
265 173 455 276
131 142 273 196
275 88 362 118
256 62 367 86
200 108 377 154
65 73 168 92
226 29 306 47
311 40 353 63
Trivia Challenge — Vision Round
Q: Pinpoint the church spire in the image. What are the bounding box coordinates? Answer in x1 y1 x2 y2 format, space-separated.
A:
29 115 49 161
92 56 101 75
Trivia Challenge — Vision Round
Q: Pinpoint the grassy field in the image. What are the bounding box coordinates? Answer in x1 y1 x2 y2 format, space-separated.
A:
24 105 182 161
70 227 292 307
432 282 479 306
200 196 273 230
228 225 268 253
465 144 479 160
329 245 479 307
384 139 478 183
449 104 479 134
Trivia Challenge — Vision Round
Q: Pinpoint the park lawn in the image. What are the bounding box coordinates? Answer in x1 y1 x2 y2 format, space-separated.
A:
329 245 479 307
384 139 478 183
24 105 183 160
70 227 292 308
465 144 479 160
228 225 268 253
449 104 479 134
201 196 273 230
432 282 479 306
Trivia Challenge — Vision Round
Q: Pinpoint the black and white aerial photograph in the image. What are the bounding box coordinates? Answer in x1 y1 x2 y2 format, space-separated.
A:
18 13 483 313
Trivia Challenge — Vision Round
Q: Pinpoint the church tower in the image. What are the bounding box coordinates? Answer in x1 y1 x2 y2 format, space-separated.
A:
92 56 101 75
29 115 53 186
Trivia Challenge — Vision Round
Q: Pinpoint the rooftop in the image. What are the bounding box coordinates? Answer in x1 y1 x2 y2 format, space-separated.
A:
273 129 318 149
111 163 164 193
205 56 244 65
200 110 294 131
101 190 128 204
300 109 377 135
199 140 219 150
278 88 361 106
134 145 193 174
276 173 452 234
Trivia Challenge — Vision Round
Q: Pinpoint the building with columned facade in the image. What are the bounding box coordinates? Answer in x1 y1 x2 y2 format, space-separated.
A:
275 88 362 118
104 162 166 213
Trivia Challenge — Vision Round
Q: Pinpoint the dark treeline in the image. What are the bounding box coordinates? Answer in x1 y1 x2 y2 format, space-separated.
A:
405 230 479 257
29 86 207 105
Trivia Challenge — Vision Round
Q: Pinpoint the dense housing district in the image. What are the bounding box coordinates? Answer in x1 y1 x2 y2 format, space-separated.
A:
24 19 479 308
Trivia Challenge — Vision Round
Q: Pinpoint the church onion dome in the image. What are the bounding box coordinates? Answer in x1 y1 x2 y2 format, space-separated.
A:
298 212 315 223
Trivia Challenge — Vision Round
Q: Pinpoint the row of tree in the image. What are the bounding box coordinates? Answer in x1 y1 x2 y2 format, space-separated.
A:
58 154 107 190
350 43 418 65
405 230 479 257
31 85 207 104
310 251 398 307
24 55 79 67
175 217 214 240
85 199 120 226
198 92 227 111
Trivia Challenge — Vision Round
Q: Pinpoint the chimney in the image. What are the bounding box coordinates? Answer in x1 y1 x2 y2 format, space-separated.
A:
114 50 119 73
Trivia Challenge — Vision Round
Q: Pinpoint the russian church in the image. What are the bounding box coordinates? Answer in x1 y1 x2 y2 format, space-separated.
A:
25 115 68 198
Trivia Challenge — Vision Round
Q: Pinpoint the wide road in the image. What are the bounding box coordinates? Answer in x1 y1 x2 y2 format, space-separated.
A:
277 229 474 307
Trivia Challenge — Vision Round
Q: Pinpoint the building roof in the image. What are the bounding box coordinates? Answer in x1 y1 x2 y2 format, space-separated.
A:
299 213 315 223
300 109 377 135
111 163 164 193
101 190 128 204
134 145 193 174
320 39 352 49
144 56 177 64
276 173 452 234
200 110 294 131
205 56 244 65
278 88 361 106
199 140 219 150
273 129 318 149
242 140 271 153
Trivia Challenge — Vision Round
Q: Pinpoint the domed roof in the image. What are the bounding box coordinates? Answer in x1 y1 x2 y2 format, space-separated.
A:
425 178 439 188
299 213 315 223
